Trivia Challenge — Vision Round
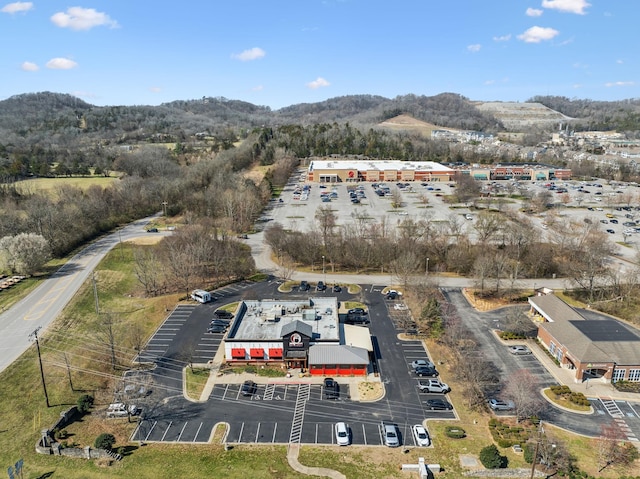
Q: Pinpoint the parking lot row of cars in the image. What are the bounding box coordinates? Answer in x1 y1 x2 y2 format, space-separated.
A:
335 421 431 448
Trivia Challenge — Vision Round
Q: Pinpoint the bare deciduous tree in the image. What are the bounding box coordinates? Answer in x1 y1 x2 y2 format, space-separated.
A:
595 422 640 473
503 369 543 422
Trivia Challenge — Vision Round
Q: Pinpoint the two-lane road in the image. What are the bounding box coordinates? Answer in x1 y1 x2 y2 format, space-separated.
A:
0 213 164 374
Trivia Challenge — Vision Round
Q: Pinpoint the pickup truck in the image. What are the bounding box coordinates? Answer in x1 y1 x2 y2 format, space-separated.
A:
417 379 450 394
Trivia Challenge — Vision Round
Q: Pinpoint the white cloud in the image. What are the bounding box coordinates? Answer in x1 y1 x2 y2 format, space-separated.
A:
51 7 118 31
517 26 559 43
46 58 78 70
542 0 590 15
493 34 511 42
1 1 32 13
484 80 495 85
605 81 635 88
252 85 264 91
149 87 162 93
231 47 266 61
467 44 481 53
306 77 330 89
526 8 543 17
21 61 38 71
616 59 624 64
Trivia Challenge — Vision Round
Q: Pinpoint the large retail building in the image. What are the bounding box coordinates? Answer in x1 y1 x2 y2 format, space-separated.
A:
304 159 570 184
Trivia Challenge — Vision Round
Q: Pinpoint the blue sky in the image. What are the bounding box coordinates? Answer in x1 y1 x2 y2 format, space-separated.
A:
0 1 637 109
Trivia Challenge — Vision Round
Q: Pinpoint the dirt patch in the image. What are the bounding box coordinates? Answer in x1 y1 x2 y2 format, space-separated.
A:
462 288 518 312
357 381 384 401
124 236 164 246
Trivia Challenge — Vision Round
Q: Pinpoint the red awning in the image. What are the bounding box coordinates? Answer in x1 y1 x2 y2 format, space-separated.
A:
250 348 265 358
231 348 246 359
268 348 283 358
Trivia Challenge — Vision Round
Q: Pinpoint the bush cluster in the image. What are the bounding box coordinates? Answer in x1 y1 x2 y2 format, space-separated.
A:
444 426 466 439
550 385 590 406
488 419 532 447
499 331 526 340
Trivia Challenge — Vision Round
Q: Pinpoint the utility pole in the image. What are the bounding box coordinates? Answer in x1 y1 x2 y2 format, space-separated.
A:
30 327 50 408
92 272 100 315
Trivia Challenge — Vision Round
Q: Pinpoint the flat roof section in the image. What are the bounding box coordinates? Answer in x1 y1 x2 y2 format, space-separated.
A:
230 298 340 341
309 160 454 172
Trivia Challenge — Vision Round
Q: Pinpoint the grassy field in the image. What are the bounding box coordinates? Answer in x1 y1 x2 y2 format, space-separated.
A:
14 176 119 198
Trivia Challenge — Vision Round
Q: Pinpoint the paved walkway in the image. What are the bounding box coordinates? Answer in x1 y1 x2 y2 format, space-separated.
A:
287 443 346 479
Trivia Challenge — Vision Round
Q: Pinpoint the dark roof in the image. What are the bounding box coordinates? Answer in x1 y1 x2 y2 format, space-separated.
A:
571 320 640 342
280 320 313 339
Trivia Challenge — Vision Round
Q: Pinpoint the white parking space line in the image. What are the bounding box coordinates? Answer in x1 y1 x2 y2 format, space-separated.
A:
144 421 158 441
272 423 278 443
255 423 261 442
177 422 188 441
160 421 173 441
237 423 245 443
362 424 367 445
315 423 318 443
193 422 203 442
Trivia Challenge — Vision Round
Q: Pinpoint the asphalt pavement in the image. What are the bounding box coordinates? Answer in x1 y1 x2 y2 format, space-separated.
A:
0 213 163 374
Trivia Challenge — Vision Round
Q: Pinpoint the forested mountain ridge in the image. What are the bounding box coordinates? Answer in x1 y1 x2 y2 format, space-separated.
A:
3 91 640 146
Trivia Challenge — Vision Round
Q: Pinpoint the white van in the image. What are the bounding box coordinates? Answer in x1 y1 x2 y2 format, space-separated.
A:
191 289 211 303
106 403 138 418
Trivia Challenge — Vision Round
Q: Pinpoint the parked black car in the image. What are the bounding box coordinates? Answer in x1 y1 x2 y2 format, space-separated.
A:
316 281 327 291
332 285 342 293
425 398 453 410
344 315 370 325
299 280 310 291
214 309 233 319
241 380 257 397
207 324 227 334
323 378 340 399
347 308 366 316
210 319 230 326
414 366 439 377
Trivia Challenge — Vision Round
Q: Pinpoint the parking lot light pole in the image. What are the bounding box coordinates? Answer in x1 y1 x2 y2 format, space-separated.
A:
322 255 326 285
426 257 429 275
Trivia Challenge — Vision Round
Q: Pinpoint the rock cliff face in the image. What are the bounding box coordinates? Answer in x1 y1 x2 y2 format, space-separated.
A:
475 102 573 130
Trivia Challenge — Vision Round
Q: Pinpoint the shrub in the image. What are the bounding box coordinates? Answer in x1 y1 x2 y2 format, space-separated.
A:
54 428 68 440
94 433 116 450
479 444 508 469
496 438 514 448
444 426 466 439
77 394 94 414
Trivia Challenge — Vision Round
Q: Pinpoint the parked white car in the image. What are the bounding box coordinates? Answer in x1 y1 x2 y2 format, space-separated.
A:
335 422 350 446
412 424 431 447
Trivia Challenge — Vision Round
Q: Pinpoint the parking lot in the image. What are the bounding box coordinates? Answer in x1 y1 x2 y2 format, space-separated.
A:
262 171 640 271
128 281 458 447
126 280 640 447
